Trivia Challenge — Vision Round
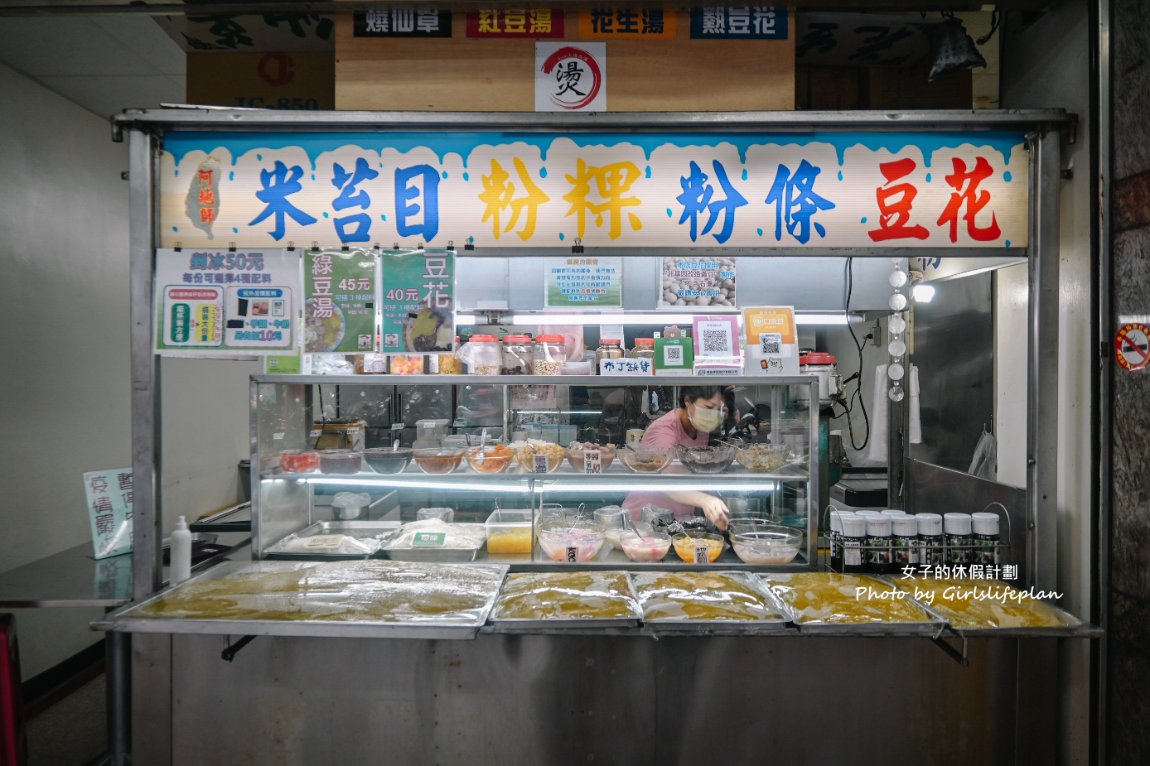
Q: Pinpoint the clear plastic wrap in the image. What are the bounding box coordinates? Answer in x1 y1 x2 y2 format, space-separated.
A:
630 572 785 622
893 577 1081 630
130 561 505 625
492 572 641 621
761 572 935 625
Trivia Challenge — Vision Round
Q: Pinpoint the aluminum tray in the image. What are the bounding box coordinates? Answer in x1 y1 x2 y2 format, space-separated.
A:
264 521 400 559
759 572 947 638
94 560 509 640
631 571 794 635
381 523 487 562
487 571 643 632
884 577 1103 639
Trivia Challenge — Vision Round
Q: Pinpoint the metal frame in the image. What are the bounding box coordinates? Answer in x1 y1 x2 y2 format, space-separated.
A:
116 108 1073 765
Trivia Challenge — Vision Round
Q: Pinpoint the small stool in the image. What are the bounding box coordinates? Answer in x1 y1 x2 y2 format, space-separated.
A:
0 614 27 766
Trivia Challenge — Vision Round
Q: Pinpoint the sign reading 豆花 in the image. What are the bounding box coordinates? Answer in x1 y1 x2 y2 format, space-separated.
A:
1115 323 1150 371
536 42 606 112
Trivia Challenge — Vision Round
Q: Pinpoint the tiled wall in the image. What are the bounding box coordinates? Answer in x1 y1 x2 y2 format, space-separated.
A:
1109 0 1150 761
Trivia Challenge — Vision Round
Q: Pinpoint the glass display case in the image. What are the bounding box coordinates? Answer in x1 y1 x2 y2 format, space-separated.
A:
251 374 821 570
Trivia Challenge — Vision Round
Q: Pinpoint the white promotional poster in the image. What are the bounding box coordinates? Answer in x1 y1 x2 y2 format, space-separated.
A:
154 248 298 356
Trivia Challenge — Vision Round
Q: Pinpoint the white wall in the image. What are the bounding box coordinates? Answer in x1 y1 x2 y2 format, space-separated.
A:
0 61 131 676
0 62 258 677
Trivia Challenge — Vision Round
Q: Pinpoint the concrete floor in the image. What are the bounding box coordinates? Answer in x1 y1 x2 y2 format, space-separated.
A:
25 673 106 766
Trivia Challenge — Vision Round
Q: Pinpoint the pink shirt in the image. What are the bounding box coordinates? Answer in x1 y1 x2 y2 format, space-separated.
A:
622 409 709 521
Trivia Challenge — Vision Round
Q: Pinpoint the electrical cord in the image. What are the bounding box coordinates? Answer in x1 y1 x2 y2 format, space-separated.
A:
842 258 870 451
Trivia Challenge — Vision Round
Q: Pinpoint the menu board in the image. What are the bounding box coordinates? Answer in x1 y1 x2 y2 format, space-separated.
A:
304 248 377 354
154 248 297 356
380 248 455 353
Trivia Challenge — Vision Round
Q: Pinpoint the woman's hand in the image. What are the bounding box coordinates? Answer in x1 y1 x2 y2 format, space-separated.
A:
697 495 730 531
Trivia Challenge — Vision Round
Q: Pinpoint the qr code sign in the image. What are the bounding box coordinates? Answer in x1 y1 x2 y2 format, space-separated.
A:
760 333 782 354
664 346 683 364
701 328 730 355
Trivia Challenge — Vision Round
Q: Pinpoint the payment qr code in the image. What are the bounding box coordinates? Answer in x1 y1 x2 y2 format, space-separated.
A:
701 328 730 355
664 346 683 363
760 333 782 354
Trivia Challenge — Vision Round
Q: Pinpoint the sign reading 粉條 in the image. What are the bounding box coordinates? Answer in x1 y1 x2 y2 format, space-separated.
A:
159 131 1029 250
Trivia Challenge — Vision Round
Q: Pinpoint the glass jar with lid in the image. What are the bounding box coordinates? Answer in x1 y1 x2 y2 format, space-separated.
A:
456 334 502 376
501 334 534 375
594 338 624 373
533 334 567 376
628 337 655 360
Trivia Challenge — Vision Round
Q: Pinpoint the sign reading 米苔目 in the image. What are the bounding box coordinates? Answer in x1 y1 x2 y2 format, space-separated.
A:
158 130 1029 250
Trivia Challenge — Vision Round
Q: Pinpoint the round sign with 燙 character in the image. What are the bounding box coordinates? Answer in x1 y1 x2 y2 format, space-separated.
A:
1115 323 1150 371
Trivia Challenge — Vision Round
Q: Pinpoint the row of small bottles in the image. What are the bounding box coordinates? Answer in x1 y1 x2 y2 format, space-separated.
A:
828 509 1002 574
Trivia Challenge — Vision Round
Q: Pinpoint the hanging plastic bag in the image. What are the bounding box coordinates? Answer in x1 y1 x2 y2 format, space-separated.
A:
967 426 997 480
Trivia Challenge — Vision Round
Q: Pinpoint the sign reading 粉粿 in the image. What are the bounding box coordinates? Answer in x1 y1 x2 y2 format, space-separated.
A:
158 130 1030 250
380 249 455 354
544 257 622 308
304 249 377 354
154 248 297 355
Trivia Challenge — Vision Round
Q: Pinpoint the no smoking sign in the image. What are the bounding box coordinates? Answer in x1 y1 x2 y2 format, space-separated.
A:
1115 323 1150 371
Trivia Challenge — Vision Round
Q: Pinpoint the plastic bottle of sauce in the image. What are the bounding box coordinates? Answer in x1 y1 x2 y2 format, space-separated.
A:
170 516 192 585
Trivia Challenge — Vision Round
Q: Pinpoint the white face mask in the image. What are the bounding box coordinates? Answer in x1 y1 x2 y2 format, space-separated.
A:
689 404 725 434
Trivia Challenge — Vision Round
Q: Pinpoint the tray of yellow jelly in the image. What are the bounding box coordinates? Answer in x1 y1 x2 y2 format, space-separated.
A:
760 572 945 636
94 560 509 640
488 571 642 630
630 571 791 634
892 577 1099 637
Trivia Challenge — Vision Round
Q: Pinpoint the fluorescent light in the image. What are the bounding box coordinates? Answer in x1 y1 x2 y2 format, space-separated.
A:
912 284 936 303
456 311 855 326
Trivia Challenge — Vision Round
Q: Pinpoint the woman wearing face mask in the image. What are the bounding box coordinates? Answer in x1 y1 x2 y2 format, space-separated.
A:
622 386 731 530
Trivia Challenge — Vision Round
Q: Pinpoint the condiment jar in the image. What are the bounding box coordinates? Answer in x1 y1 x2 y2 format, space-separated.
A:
891 515 919 568
865 517 893 573
533 334 567 376
828 510 844 571
971 512 1001 565
594 338 624 373
840 513 867 573
501 334 533 375
916 513 944 566
430 338 462 375
628 338 655 360
456 334 502 376
944 512 974 566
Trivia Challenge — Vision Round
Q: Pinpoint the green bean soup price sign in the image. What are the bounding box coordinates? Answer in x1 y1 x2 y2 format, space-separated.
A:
305 248 377 354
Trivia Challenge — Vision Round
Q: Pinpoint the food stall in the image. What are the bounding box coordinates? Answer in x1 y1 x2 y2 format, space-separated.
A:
100 108 1096 764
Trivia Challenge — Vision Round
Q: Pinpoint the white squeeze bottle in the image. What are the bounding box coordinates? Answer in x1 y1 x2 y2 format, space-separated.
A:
170 516 193 585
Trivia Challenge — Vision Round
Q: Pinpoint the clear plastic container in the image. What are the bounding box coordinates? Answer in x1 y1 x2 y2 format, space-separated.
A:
484 509 534 555
628 338 655 360
501 334 533 375
456 334 502 376
594 338 624 373
533 334 567 376
317 449 363 475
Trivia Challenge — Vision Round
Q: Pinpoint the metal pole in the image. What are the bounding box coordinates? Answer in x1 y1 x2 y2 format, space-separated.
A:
1027 127 1062 593
129 128 161 599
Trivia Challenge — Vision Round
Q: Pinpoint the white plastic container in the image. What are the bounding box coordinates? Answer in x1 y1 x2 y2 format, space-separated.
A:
170 515 192 585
